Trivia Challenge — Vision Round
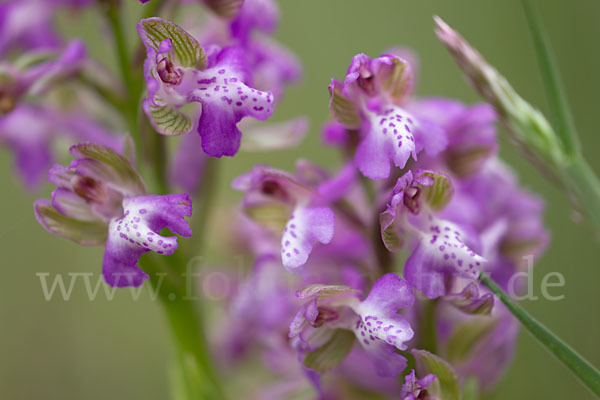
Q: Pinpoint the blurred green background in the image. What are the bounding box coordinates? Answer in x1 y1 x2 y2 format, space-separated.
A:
1 0 599 398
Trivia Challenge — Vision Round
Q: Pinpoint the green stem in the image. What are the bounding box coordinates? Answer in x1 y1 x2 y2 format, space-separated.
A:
418 299 438 354
147 122 169 194
373 215 394 274
565 157 600 237
521 0 580 156
480 273 600 396
104 1 142 164
189 157 220 255
143 257 226 399
521 0 600 236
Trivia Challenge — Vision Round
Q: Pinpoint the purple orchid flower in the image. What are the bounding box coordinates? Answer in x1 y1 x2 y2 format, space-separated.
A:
34 143 192 287
0 0 61 57
230 0 279 44
0 0 94 57
454 159 549 292
221 254 300 360
329 53 446 180
380 170 485 298
400 369 436 400
289 274 415 377
1 40 87 115
194 0 301 101
137 17 274 158
165 1 304 193
0 104 123 191
232 164 335 270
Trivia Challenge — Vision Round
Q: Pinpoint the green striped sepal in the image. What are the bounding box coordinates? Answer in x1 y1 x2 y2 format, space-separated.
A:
137 18 206 69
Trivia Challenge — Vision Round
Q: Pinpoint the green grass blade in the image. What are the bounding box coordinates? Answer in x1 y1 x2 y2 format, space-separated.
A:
480 273 600 396
521 0 580 156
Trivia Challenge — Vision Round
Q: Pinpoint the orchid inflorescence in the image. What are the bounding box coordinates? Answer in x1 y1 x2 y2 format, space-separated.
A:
2 0 599 399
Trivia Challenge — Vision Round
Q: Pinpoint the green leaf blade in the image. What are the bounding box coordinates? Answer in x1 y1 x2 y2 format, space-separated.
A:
480 273 600 396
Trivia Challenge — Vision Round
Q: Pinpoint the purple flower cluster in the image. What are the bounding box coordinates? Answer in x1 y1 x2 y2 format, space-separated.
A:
0 0 550 398
224 51 549 397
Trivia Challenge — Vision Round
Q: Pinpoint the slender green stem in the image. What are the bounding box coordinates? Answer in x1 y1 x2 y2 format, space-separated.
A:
104 1 142 164
565 157 600 237
521 0 600 238
146 121 169 195
358 176 395 273
521 0 580 157
189 157 220 255
480 273 600 396
373 215 394 274
143 257 226 400
418 299 438 354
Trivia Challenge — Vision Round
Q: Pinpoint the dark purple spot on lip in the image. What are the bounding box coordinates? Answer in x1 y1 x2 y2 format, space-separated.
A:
218 69 226 74
236 101 242 106
198 77 216 84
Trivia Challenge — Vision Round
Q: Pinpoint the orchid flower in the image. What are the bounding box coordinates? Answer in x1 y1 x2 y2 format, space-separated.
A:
137 17 274 157
0 40 86 115
380 170 486 298
329 53 446 180
289 274 415 377
232 164 335 270
0 104 123 191
400 370 436 400
34 143 192 287
0 0 61 57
